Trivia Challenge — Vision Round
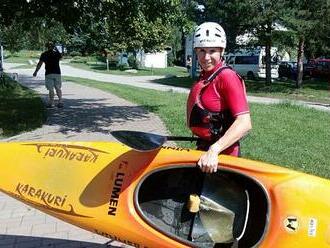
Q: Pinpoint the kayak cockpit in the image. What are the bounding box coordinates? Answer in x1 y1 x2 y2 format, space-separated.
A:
134 166 269 248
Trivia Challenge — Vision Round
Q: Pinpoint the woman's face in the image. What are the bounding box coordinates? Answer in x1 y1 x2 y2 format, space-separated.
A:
196 47 223 71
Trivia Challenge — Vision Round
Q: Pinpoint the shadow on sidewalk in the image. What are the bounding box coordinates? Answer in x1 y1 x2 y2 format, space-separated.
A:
46 98 158 134
14 74 163 135
0 234 120 248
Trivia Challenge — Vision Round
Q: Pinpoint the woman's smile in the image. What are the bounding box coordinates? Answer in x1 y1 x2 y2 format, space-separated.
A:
196 47 222 71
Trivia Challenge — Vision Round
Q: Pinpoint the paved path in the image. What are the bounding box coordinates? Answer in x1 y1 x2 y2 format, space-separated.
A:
1 64 171 248
6 63 190 94
3 74 169 142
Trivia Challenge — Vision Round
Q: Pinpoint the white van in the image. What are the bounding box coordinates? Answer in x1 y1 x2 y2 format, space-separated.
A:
225 47 279 79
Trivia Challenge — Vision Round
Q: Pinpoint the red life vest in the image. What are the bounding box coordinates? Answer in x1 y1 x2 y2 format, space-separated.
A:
187 65 236 141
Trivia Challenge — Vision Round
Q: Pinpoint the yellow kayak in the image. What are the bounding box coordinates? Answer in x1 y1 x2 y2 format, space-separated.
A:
0 141 330 247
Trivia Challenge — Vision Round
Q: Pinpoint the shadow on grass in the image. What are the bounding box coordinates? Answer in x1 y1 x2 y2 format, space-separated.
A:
152 76 194 88
88 64 167 74
151 75 329 103
152 76 329 94
90 64 151 70
74 62 189 77
0 76 46 136
245 78 329 94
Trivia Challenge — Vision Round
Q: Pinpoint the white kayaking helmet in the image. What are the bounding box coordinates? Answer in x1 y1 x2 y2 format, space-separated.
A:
193 22 227 49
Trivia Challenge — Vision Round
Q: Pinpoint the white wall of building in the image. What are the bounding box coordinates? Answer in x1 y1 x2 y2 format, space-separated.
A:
142 51 167 68
117 50 168 68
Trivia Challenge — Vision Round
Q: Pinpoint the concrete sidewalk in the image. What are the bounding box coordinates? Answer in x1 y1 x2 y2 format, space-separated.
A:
3 73 170 142
1 70 170 247
5 63 190 94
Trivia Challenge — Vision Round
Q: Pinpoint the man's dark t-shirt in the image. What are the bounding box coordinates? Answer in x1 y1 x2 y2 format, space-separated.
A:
40 50 62 75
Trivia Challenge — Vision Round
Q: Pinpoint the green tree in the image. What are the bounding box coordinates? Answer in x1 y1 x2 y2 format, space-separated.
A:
102 1 182 52
1 0 193 61
282 0 328 88
23 18 69 50
0 21 26 54
204 0 287 85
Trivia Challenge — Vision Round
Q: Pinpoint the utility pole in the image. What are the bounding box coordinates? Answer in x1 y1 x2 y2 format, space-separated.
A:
191 46 197 78
0 41 4 86
0 42 3 73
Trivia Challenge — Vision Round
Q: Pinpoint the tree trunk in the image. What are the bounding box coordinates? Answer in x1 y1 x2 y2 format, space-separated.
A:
265 43 272 85
265 23 272 85
296 37 305 88
132 50 139 69
181 28 186 66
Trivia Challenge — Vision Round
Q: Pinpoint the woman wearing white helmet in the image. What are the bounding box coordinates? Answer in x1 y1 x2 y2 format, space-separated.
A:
187 22 252 173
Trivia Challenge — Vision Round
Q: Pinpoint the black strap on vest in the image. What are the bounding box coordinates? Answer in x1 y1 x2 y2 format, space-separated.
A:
204 64 232 84
188 64 236 143
202 64 235 141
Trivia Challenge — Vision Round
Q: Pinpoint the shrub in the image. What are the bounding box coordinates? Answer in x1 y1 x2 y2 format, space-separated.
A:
167 52 175 67
70 56 88 64
96 55 106 63
69 51 82 57
118 64 128 71
128 55 140 69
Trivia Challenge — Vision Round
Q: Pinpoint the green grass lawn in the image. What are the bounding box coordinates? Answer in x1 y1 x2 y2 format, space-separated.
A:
0 75 46 137
69 61 190 77
64 76 330 179
245 78 330 104
4 50 41 64
154 76 330 104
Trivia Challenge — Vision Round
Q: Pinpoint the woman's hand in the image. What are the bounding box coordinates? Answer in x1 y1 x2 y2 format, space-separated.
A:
197 143 221 173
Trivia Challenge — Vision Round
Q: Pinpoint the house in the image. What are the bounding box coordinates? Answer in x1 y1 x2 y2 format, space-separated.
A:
138 50 168 68
118 50 169 68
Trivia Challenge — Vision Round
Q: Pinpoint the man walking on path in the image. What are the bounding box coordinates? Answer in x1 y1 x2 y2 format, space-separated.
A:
33 41 63 108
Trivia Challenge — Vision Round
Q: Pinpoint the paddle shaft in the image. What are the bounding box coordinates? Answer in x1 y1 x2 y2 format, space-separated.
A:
110 130 199 151
166 136 199 142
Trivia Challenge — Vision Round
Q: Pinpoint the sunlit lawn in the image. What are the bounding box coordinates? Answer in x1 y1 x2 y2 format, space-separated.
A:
154 76 330 104
69 61 190 76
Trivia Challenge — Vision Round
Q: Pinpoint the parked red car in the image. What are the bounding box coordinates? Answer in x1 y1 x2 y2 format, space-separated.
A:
307 59 330 79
